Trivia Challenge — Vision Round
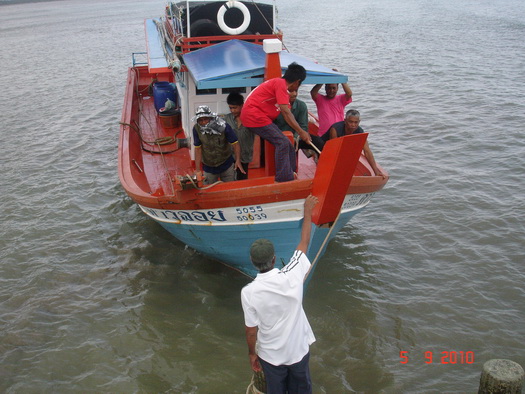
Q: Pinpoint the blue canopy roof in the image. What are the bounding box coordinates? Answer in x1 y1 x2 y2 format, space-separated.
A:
182 40 348 89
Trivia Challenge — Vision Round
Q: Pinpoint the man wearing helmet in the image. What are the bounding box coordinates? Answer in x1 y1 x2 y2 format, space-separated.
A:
193 105 244 184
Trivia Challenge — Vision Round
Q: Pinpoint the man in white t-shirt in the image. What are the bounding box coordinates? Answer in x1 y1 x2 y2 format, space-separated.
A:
241 195 319 393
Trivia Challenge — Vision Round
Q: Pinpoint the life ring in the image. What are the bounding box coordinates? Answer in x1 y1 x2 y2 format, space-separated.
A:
217 1 251 35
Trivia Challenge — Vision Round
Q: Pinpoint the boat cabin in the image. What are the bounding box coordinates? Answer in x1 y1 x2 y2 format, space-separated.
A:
142 1 348 175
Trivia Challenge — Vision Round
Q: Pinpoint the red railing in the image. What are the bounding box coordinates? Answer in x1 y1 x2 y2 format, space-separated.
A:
179 33 283 53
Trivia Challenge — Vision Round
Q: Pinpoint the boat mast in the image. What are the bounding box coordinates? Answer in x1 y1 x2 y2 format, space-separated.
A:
186 1 191 37
272 0 276 31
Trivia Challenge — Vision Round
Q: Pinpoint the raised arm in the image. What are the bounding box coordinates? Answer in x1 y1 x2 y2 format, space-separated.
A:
342 82 352 100
310 84 323 101
296 195 319 254
331 68 352 100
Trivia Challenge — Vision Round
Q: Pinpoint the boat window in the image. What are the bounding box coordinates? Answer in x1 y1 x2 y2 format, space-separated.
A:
222 87 246 94
196 87 217 95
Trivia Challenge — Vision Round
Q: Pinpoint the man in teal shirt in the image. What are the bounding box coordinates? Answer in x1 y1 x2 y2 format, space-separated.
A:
274 91 324 153
224 92 254 180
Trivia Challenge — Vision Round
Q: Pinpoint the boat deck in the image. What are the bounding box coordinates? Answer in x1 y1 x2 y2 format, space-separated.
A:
136 95 193 196
135 90 317 194
120 65 388 210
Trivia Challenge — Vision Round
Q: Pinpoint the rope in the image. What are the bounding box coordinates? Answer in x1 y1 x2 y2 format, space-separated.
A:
119 121 177 146
158 142 176 196
246 376 265 394
310 210 342 270
183 174 223 190
154 18 175 63
248 0 288 51
246 371 266 394
165 3 185 53
154 15 185 64
121 68 179 196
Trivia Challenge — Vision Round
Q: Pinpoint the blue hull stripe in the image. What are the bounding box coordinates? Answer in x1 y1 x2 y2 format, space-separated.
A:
155 209 363 278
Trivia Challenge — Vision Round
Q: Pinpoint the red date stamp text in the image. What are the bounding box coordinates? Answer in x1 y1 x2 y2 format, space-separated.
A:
400 351 475 364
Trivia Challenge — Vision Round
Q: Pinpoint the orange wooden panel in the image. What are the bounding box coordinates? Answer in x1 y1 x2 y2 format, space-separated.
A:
311 133 368 225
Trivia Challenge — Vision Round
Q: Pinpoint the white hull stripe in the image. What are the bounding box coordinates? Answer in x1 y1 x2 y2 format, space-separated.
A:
140 193 375 226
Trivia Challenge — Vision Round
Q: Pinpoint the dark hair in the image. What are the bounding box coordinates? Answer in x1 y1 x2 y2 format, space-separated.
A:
227 91 244 106
283 62 306 84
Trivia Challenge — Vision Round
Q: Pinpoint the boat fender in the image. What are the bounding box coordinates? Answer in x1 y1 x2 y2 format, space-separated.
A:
217 1 251 35
169 58 181 72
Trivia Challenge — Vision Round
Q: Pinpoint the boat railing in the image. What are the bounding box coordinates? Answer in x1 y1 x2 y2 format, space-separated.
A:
178 33 282 53
132 52 148 67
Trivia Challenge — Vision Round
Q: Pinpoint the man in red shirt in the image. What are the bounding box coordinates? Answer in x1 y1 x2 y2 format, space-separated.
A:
240 63 312 182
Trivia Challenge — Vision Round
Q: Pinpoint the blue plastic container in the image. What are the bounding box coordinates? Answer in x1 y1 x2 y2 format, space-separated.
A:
152 82 177 112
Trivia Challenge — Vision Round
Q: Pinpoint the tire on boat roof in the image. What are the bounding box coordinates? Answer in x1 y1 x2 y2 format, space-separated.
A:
190 19 223 37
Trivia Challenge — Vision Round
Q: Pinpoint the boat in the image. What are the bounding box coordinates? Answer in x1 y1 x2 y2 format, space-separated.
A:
118 0 389 279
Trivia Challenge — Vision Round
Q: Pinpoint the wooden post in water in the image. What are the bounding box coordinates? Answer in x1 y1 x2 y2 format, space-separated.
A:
478 359 524 394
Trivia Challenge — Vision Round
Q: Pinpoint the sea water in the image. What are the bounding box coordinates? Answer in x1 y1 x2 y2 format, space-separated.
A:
0 0 524 392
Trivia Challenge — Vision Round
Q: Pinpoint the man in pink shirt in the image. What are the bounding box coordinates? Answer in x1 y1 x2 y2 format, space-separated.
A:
241 62 312 182
310 80 353 138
